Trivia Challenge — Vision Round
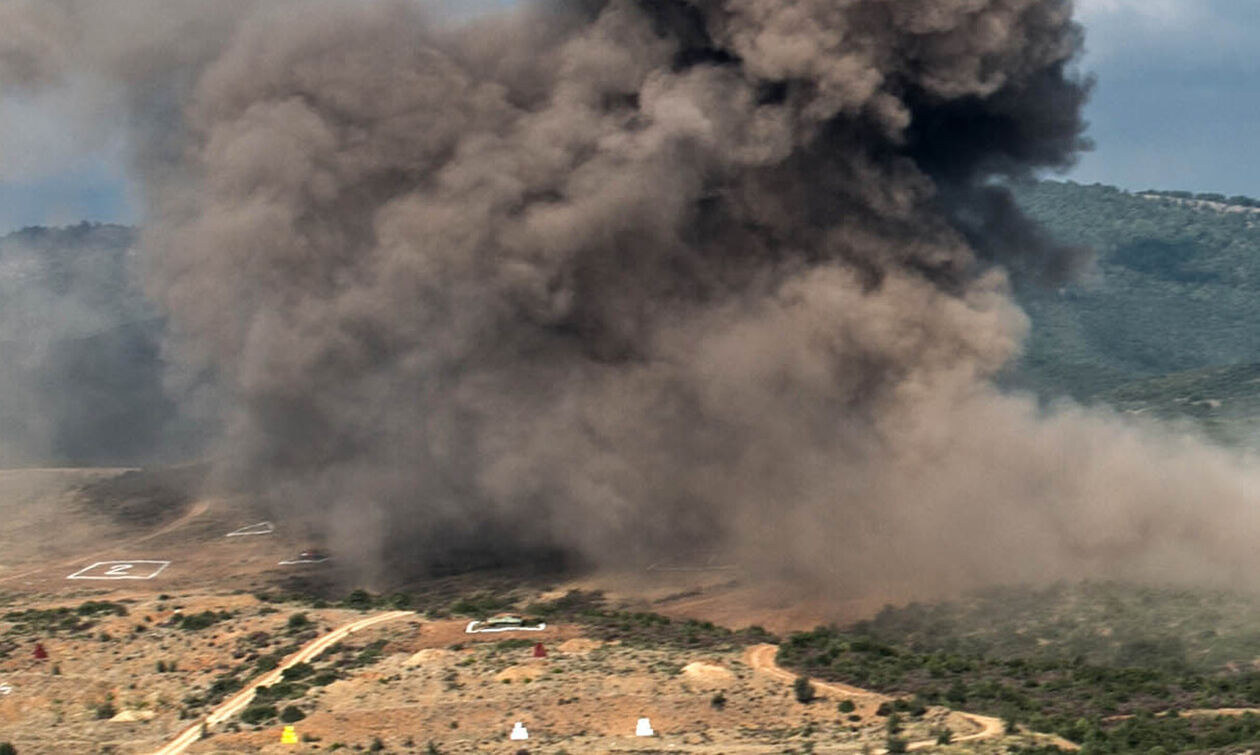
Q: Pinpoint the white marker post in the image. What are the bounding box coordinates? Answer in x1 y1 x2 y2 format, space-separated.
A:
635 717 656 737
510 722 529 741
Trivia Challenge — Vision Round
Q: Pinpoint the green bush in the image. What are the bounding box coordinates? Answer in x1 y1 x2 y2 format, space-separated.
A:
280 705 306 723
287 612 311 631
0 742 16 755
793 676 816 704
240 704 277 724
838 698 855 713
711 691 727 709
179 610 227 631
282 662 314 681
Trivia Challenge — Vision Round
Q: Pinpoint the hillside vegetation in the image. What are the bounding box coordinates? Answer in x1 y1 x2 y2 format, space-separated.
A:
780 581 1260 754
1005 181 1260 442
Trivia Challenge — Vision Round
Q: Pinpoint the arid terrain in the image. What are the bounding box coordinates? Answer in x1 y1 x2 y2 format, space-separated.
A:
0 467 1083 754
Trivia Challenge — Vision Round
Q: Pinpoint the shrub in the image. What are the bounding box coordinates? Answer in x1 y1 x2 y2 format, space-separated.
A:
838 699 856 713
886 736 908 753
369 736 385 752
936 728 954 745
711 691 727 709
282 662 314 681
343 590 375 611
793 676 817 704
240 704 277 724
287 613 311 631
95 702 117 719
280 705 306 723
179 611 227 631
0 742 16 755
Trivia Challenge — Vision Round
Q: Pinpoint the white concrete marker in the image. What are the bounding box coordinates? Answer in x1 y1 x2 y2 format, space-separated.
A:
465 620 547 634
510 722 529 741
67 560 170 580
636 717 655 737
225 521 274 537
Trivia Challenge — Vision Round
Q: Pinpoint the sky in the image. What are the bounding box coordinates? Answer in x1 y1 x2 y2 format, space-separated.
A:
0 0 1255 233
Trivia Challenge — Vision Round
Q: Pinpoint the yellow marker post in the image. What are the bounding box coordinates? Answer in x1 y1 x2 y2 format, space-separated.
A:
281 725 298 744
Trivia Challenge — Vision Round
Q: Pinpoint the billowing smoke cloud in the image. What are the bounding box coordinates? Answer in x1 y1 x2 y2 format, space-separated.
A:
5 0 1260 595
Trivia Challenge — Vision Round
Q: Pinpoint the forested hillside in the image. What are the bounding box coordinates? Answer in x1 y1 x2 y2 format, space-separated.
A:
1006 181 1260 445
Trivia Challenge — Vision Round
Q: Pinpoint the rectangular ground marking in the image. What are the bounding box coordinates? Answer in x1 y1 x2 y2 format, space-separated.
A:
66 560 170 580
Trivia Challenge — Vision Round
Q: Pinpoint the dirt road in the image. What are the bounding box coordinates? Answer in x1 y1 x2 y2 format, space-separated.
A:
746 643 1015 752
152 610 415 755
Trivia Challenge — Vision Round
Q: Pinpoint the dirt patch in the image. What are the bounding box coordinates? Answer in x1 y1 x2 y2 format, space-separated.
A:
681 661 735 687
558 638 602 654
494 661 549 683
404 648 454 667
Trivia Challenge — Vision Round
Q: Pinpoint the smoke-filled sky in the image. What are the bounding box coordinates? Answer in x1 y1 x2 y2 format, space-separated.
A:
4 0 1260 597
1 0 1258 233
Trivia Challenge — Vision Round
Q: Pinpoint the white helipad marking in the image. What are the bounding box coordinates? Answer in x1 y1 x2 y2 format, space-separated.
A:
465 620 547 634
225 521 274 537
66 560 170 580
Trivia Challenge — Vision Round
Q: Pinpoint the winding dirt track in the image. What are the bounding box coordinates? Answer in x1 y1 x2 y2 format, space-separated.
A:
152 610 415 755
744 643 1062 752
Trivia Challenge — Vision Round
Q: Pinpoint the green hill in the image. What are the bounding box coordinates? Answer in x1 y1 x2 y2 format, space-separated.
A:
1006 180 1260 439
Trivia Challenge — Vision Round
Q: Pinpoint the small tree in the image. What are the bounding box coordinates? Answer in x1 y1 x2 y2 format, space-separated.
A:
838 698 855 713
886 713 902 735
793 676 817 704
936 728 953 745
0 743 17 755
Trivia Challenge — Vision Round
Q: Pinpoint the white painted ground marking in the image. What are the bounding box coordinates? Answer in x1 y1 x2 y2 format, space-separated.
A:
66 560 170 580
277 557 329 565
225 521 274 537
465 620 547 634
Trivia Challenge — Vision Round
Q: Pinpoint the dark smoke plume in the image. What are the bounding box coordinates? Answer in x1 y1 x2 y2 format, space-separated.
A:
6 0 1260 595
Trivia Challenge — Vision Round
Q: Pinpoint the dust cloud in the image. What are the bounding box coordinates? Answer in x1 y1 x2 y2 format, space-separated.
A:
2 0 1256 595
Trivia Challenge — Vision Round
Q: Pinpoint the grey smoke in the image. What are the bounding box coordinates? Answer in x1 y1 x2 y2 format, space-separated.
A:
4 0 1259 595
0 224 199 466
